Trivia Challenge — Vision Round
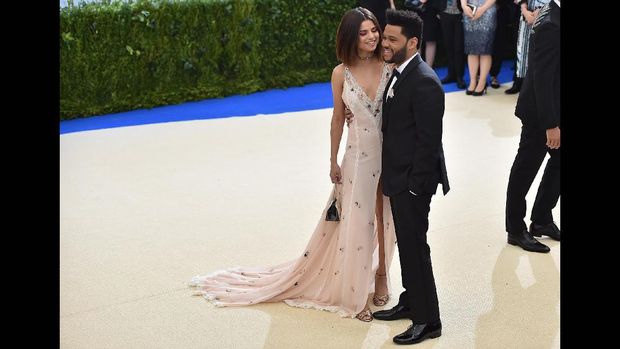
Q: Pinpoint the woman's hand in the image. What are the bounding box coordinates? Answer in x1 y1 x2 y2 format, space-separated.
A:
463 6 475 19
330 163 343 184
474 6 487 20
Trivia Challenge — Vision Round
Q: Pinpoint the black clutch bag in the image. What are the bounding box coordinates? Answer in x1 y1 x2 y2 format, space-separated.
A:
467 3 478 16
326 198 340 221
325 186 340 222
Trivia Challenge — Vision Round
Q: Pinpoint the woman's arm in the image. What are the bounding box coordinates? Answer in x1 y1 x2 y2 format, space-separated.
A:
329 65 346 184
475 0 496 19
461 0 474 18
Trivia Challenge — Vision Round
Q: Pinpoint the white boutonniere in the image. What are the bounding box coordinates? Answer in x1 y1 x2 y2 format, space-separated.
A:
387 87 395 99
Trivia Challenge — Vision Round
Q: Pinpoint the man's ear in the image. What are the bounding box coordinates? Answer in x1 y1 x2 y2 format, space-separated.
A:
407 37 419 52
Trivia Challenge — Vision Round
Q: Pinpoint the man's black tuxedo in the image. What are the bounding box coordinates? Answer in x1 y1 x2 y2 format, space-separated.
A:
382 53 449 198
506 1 560 235
381 53 448 323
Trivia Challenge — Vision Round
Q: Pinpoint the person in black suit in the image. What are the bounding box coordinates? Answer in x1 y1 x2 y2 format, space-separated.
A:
505 0 560 253
357 0 395 30
373 9 450 345
433 0 467 89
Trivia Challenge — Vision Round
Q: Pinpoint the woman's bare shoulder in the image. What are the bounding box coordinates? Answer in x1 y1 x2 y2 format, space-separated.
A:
332 63 345 75
332 63 345 82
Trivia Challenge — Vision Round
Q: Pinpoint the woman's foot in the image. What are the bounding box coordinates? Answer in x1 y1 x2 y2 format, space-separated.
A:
373 274 390 306
473 81 487 96
356 307 373 322
490 77 500 89
467 82 477 93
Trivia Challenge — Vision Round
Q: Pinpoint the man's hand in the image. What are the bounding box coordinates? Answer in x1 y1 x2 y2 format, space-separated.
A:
524 9 537 25
546 127 560 149
344 107 354 127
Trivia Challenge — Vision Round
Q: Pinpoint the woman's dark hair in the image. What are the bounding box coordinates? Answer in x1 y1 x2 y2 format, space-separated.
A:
385 9 423 49
336 7 383 66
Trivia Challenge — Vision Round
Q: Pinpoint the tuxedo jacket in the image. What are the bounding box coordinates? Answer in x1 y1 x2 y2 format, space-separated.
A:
381 54 450 197
515 0 560 130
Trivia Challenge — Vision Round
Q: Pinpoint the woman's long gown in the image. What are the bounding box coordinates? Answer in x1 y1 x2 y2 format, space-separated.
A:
190 63 397 318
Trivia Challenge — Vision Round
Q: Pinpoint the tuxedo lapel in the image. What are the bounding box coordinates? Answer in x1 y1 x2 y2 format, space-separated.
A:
382 94 393 131
382 54 422 131
383 73 397 102
382 70 399 131
392 54 422 93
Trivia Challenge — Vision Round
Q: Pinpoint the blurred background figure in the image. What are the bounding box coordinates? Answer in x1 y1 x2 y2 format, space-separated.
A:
462 0 497 96
405 0 442 68
433 0 467 89
489 0 518 88
505 0 550 94
358 0 396 29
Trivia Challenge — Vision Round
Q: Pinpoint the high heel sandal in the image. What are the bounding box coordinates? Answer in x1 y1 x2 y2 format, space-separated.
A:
472 83 487 96
466 77 478 95
356 308 373 322
372 274 390 306
373 294 390 306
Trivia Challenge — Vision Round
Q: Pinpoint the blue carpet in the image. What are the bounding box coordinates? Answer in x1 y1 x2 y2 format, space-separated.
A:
60 60 514 134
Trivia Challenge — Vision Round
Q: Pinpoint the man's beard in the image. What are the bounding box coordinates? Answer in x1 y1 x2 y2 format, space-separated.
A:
385 45 407 65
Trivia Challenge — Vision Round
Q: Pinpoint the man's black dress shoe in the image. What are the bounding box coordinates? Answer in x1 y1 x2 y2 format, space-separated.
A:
440 76 456 84
393 321 442 345
530 222 561 241
373 304 412 321
456 79 466 89
504 78 522 94
508 229 550 253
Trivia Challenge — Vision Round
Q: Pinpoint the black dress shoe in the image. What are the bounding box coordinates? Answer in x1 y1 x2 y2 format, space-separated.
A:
507 229 550 253
440 76 456 84
490 77 501 89
393 321 442 345
504 77 522 94
373 304 412 321
456 79 467 89
530 222 561 241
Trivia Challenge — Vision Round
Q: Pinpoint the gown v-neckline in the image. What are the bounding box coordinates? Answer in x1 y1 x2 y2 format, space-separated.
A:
345 63 388 105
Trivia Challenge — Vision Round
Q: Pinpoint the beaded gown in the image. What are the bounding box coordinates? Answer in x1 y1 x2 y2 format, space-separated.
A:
190 63 398 318
463 0 498 54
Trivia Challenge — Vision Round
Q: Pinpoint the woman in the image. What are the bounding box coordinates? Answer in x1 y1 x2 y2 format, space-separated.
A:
461 0 497 95
190 7 397 322
411 0 441 67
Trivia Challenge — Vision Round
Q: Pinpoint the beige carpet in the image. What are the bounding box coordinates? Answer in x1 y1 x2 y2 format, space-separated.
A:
60 85 560 348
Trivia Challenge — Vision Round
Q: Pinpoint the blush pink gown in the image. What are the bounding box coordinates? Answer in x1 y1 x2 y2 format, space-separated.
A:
190 63 397 318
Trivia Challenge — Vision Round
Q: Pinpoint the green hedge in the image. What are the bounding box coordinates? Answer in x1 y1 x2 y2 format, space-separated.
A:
60 0 356 120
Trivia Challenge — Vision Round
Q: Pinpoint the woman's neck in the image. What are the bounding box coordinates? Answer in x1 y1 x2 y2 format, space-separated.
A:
357 51 375 62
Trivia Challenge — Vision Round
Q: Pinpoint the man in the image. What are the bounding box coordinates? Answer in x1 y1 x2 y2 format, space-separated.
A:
505 0 560 253
373 9 450 345
505 0 551 95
